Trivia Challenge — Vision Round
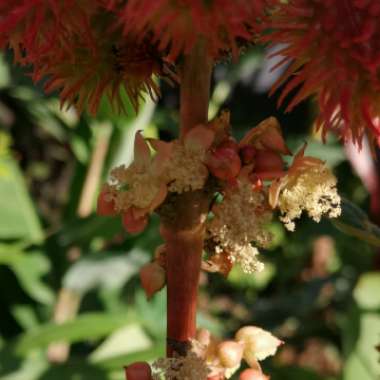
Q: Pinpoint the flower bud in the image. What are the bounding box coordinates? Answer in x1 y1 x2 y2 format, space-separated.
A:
140 262 166 299
218 138 239 152
254 150 284 174
122 209 148 234
236 326 283 362
240 145 257 164
97 191 116 216
124 362 152 380
239 369 269 380
217 341 244 368
196 328 211 347
206 147 242 180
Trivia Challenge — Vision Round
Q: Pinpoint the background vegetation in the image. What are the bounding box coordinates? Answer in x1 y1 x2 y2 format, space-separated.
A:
0 47 379 380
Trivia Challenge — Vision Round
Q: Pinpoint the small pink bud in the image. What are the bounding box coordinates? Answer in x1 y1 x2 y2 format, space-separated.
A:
97 191 116 216
217 341 244 368
124 362 152 380
240 145 257 164
122 209 148 234
140 262 166 299
254 150 284 174
196 328 212 347
239 369 269 380
206 147 242 180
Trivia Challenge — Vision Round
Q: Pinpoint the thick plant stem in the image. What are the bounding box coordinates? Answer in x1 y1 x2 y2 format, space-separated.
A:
180 40 213 137
163 41 212 356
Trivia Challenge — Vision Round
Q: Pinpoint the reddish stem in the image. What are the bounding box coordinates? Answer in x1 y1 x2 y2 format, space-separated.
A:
162 40 212 356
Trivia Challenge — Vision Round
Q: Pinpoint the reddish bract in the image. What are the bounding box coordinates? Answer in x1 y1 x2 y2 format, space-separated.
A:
122 209 148 234
254 150 284 174
206 147 242 180
97 191 116 216
139 262 166 299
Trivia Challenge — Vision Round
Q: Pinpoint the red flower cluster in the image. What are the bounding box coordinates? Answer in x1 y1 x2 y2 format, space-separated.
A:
264 0 380 147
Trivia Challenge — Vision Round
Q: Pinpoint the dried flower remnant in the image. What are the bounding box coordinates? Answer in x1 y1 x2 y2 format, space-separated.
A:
269 147 341 231
121 0 267 59
152 351 209 380
264 0 380 147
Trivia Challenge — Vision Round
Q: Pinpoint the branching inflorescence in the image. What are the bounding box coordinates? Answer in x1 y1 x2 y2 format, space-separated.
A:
1 0 360 379
99 113 341 277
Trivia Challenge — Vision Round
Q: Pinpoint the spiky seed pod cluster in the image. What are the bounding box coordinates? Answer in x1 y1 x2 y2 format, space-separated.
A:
1 0 269 115
264 0 380 147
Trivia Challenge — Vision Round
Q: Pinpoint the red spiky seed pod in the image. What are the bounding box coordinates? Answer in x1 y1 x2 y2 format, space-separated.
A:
264 0 380 147
1 1 176 115
120 0 268 60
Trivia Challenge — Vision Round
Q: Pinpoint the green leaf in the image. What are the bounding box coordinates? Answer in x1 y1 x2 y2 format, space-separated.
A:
15 312 137 355
332 198 380 247
90 324 152 363
354 272 380 310
0 157 43 243
63 249 149 295
94 346 164 370
0 246 53 305
342 312 380 380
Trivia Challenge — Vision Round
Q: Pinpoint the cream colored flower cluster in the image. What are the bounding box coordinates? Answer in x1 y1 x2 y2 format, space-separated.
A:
107 163 164 211
208 180 273 273
165 140 209 193
278 164 341 231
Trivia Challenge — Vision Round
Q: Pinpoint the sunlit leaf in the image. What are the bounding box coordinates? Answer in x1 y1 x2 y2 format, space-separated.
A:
354 272 380 310
63 249 149 295
15 312 137 355
0 157 43 243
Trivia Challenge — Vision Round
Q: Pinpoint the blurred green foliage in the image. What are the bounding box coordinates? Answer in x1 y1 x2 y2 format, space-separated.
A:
0 47 379 380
